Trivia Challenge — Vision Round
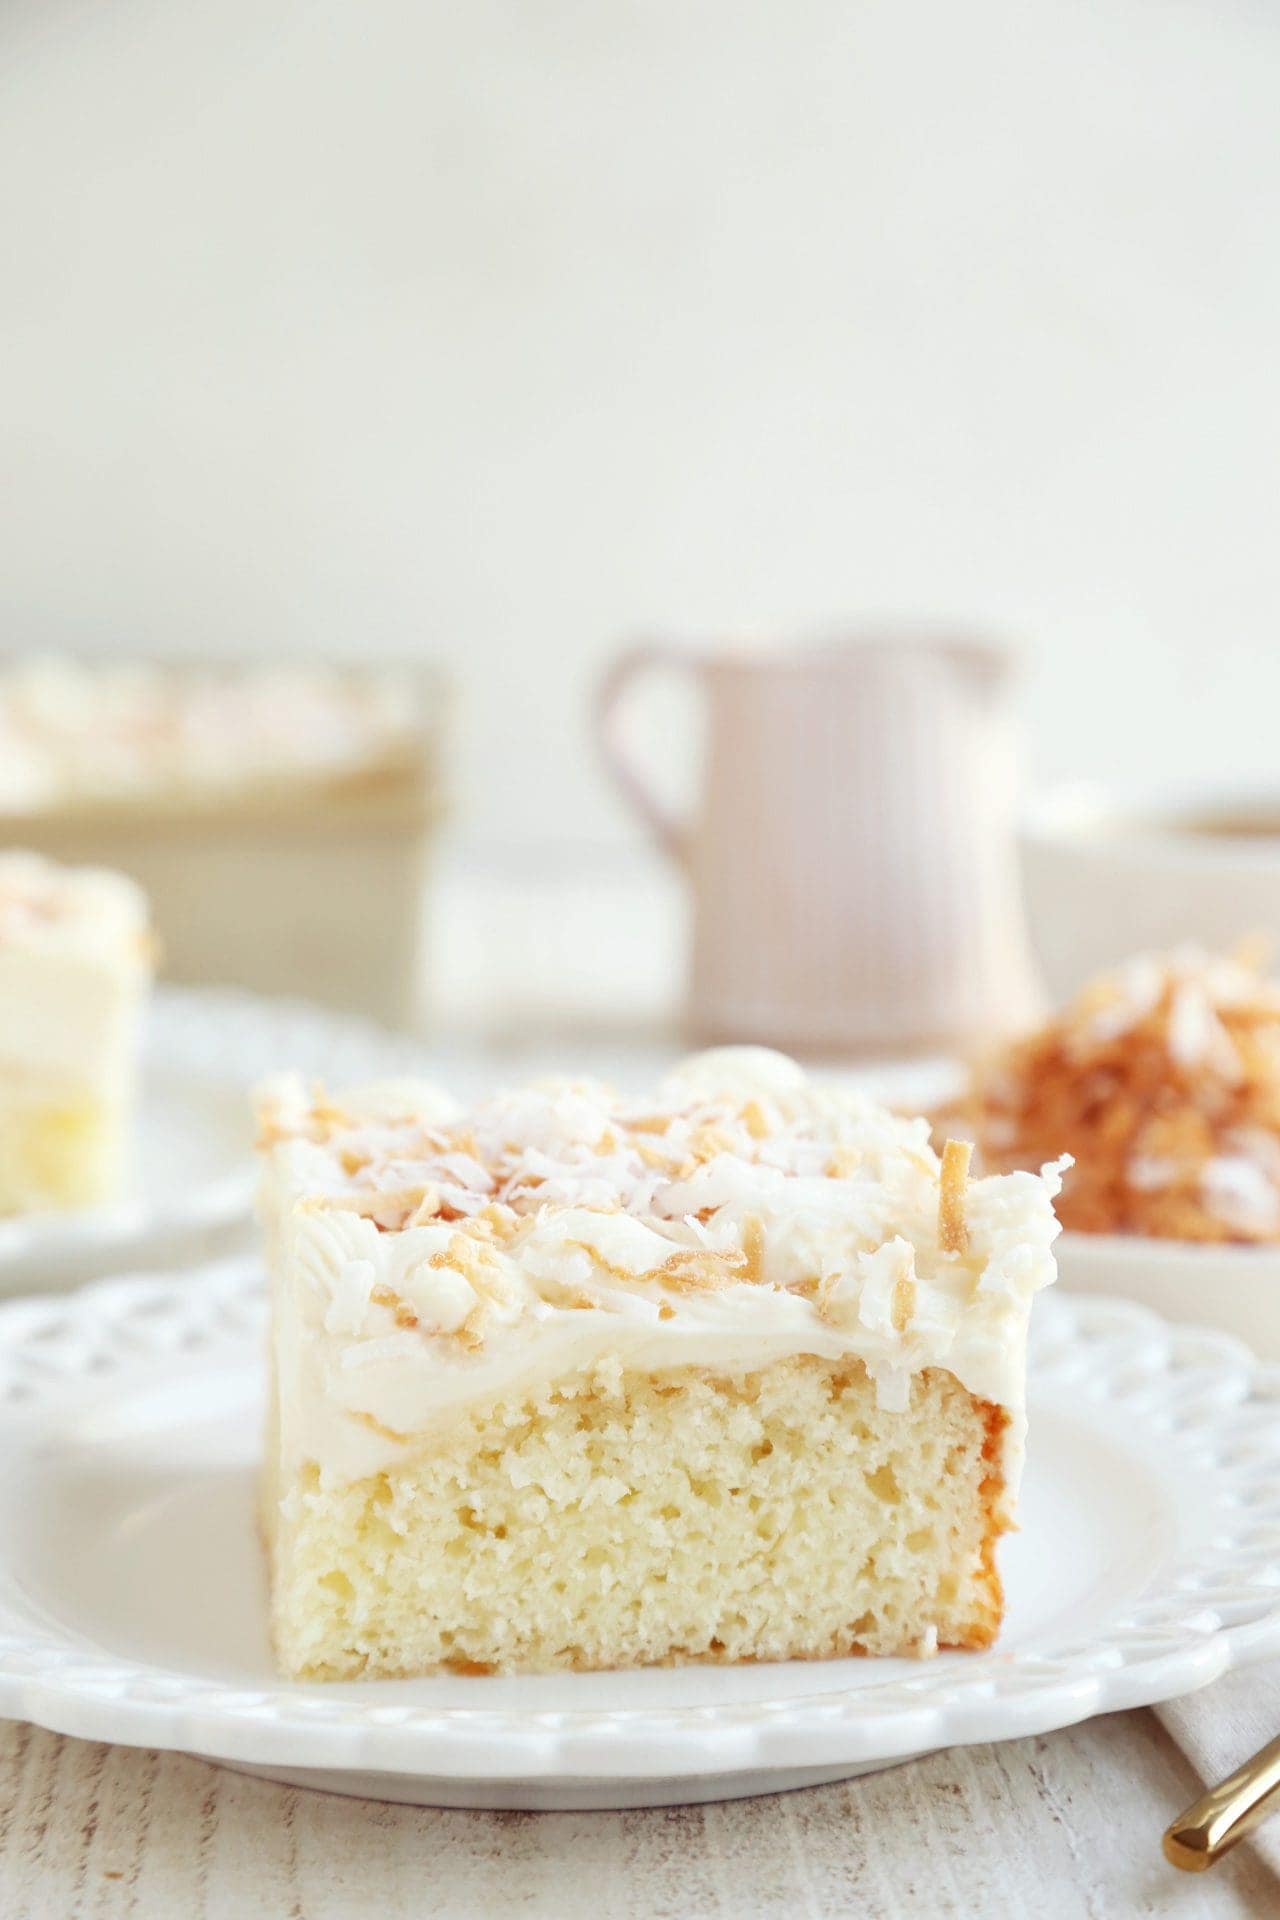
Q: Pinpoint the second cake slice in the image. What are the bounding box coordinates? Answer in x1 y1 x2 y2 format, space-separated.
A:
0 851 151 1215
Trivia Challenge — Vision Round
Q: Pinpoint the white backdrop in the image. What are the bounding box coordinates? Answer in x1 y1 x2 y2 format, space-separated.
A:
0 0 1277 853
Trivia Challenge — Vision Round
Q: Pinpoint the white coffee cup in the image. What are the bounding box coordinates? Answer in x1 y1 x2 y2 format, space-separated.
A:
597 632 1042 1054
1023 785 1280 1002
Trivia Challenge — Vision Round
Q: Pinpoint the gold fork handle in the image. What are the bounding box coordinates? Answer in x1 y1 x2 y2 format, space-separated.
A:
1165 1732 1280 1871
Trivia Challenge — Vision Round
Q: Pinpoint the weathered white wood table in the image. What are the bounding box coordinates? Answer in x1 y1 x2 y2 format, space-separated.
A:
2 1711 1274 1918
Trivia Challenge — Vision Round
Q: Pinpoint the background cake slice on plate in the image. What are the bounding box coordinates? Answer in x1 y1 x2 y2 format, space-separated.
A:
257 1048 1064 1680
0 851 152 1215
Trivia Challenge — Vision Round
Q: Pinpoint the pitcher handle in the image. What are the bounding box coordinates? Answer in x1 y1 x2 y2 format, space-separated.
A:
595 642 701 864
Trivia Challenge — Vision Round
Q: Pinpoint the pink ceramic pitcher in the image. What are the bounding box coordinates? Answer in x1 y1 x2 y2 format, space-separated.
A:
597 632 1041 1054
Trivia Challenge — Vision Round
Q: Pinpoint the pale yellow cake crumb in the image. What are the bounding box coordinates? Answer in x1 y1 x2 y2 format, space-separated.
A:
0 1096 123 1215
265 1355 1007 1680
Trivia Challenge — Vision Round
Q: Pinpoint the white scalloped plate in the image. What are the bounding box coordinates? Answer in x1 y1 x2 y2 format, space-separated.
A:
0 988 432 1293
0 1266 1279 1809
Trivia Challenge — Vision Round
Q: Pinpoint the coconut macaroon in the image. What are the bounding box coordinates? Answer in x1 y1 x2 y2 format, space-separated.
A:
0 852 152 1215
257 1049 1065 1680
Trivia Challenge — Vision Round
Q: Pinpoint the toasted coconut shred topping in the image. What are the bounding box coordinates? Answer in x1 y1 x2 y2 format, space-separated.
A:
957 945 1280 1242
259 1049 1067 1484
0 657 423 810
259 1055 1014 1258
937 1139 973 1254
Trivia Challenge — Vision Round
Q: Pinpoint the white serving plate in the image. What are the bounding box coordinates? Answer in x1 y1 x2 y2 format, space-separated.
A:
0 1263 1278 1810
1056 1232 1280 1362
0 986 433 1294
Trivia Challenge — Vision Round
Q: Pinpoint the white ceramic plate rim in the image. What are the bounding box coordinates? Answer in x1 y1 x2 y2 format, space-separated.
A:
1058 1228 1280 1271
2 1264 1280 1782
0 987 432 1270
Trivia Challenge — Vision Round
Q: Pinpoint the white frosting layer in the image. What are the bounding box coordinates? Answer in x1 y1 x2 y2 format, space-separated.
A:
260 1048 1065 1491
0 853 151 1089
0 658 424 810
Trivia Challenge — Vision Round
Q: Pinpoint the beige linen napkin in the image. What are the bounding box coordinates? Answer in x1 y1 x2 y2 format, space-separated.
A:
1156 1665 1280 1877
